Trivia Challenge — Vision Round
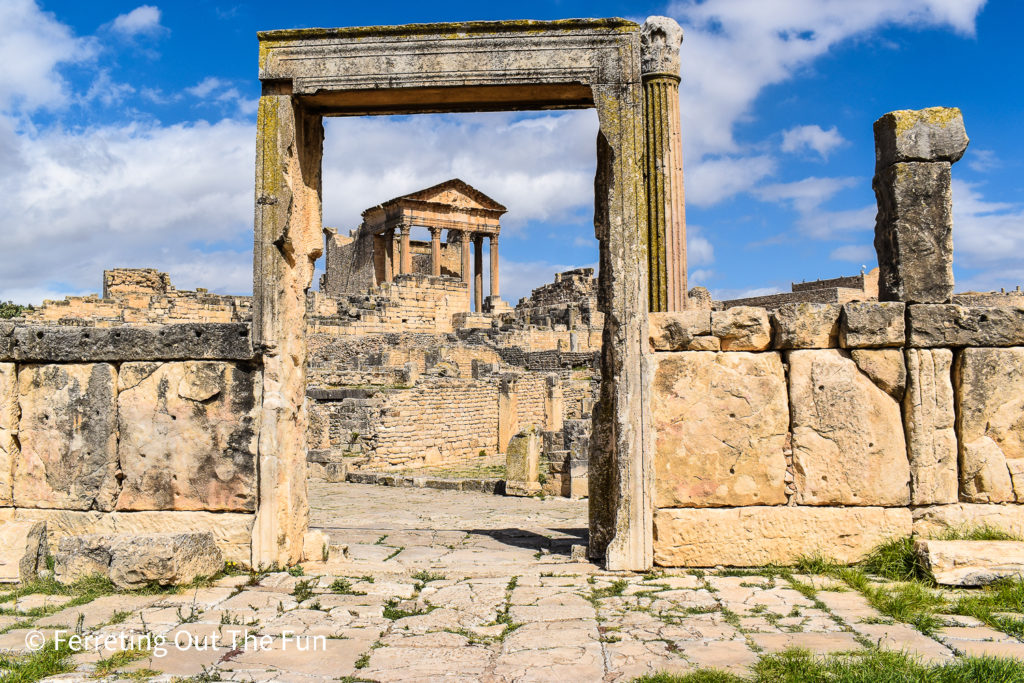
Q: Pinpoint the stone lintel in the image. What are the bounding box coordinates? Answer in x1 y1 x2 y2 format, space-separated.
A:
3 324 255 362
907 304 1024 347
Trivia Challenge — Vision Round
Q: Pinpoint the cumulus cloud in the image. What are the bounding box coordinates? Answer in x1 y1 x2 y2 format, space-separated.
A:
0 117 255 300
756 176 874 240
953 180 1024 270
686 225 714 267
781 124 847 159
685 155 776 207
321 111 599 233
0 0 96 113
109 5 165 37
966 148 1001 173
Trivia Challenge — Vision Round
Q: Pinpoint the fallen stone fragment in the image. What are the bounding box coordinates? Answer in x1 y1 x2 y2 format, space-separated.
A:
0 521 46 583
55 532 223 589
915 539 1024 586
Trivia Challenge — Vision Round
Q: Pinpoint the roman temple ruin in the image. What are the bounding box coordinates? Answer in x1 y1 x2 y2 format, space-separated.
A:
2 17 1024 587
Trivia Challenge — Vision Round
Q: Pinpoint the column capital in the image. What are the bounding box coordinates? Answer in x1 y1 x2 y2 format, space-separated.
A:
489 233 499 244
641 16 683 79
428 225 442 237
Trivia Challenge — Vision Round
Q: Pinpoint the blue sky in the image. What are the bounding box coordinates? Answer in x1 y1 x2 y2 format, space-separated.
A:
0 0 1021 304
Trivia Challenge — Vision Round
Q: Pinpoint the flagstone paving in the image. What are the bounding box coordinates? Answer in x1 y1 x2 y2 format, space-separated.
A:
1 483 1022 681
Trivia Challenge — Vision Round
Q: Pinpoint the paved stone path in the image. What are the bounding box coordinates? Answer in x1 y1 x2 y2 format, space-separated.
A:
3 483 1023 681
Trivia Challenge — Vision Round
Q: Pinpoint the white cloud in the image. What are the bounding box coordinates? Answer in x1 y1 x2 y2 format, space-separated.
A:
110 5 165 37
756 176 874 239
829 244 875 263
671 0 986 162
0 117 255 302
966 148 1001 173
185 77 227 99
781 124 847 159
0 0 96 113
953 180 1024 271
686 225 714 267
321 111 599 234
686 155 776 207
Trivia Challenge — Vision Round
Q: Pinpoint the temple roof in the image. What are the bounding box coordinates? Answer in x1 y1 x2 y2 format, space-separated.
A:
363 179 507 218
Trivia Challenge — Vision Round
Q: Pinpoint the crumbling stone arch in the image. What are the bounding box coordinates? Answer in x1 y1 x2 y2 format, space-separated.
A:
252 18 683 570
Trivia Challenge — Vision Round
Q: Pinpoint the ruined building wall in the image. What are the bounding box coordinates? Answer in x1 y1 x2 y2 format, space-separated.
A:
648 303 1024 567
0 322 259 565
22 269 251 326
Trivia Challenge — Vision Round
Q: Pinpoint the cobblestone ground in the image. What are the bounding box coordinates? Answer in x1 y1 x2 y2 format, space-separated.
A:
4 483 1024 681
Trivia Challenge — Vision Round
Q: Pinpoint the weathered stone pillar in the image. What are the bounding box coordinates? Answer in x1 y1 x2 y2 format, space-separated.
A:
384 228 395 282
429 227 442 277
398 224 412 275
473 233 484 313
460 231 472 285
489 235 500 298
545 374 564 432
872 107 968 303
252 85 322 566
641 16 686 312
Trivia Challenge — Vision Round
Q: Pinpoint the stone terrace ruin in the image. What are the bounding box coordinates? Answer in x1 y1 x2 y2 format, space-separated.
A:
3 15 1024 585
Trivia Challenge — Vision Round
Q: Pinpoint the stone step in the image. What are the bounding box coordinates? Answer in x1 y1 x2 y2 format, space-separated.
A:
915 539 1024 586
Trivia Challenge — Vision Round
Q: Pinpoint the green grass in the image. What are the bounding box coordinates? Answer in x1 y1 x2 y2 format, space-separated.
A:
949 578 1024 638
860 537 928 582
411 570 445 584
0 639 75 683
91 647 151 679
589 579 630 601
933 524 1021 542
634 648 1024 683
862 581 944 634
292 579 315 603
330 578 367 596
382 598 435 620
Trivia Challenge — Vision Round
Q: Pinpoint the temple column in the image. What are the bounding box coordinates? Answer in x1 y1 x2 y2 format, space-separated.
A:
429 226 442 276
489 234 500 298
473 233 484 312
384 228 395 282
460 231 472 284
641 16 686 311
398 224 411 275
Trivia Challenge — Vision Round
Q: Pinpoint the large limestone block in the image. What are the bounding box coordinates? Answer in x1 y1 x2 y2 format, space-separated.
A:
771 304 840 349
648 311 711 351
116 362 260 512
788 350 910 506
505 427 540 497
15 364 119 511
873 107 969 168
0 429 14 506
0 363 16 430
55 532 223 589
955 348 1024 503
915 540 1024 586
654 506 911 567
873 162 954 304
711 307 771 351
850 349 906 400
840 302 905 348
908 305 1024 348
913 504 1024 539
10 508 253 565
653 352 788 508
904 349 958 505
0 521 46 583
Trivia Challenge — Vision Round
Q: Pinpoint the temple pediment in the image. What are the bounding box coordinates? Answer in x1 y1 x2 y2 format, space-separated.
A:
399 179 507 214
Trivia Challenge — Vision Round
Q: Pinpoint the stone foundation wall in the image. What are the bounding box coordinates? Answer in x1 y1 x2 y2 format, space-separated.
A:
0 322 258 564
649 303 1024 566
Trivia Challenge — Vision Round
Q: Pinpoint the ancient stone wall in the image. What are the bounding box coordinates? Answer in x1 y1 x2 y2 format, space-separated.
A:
649 302 1024 566
0 322 259 565
22 269 251 326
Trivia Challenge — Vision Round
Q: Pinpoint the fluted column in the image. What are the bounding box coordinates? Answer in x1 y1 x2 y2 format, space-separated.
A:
429 227 442 276
398 224 411 275
460 231 472 284
384 228 395 282
473 233 484 312
641 16 686 311
489 234 500 298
